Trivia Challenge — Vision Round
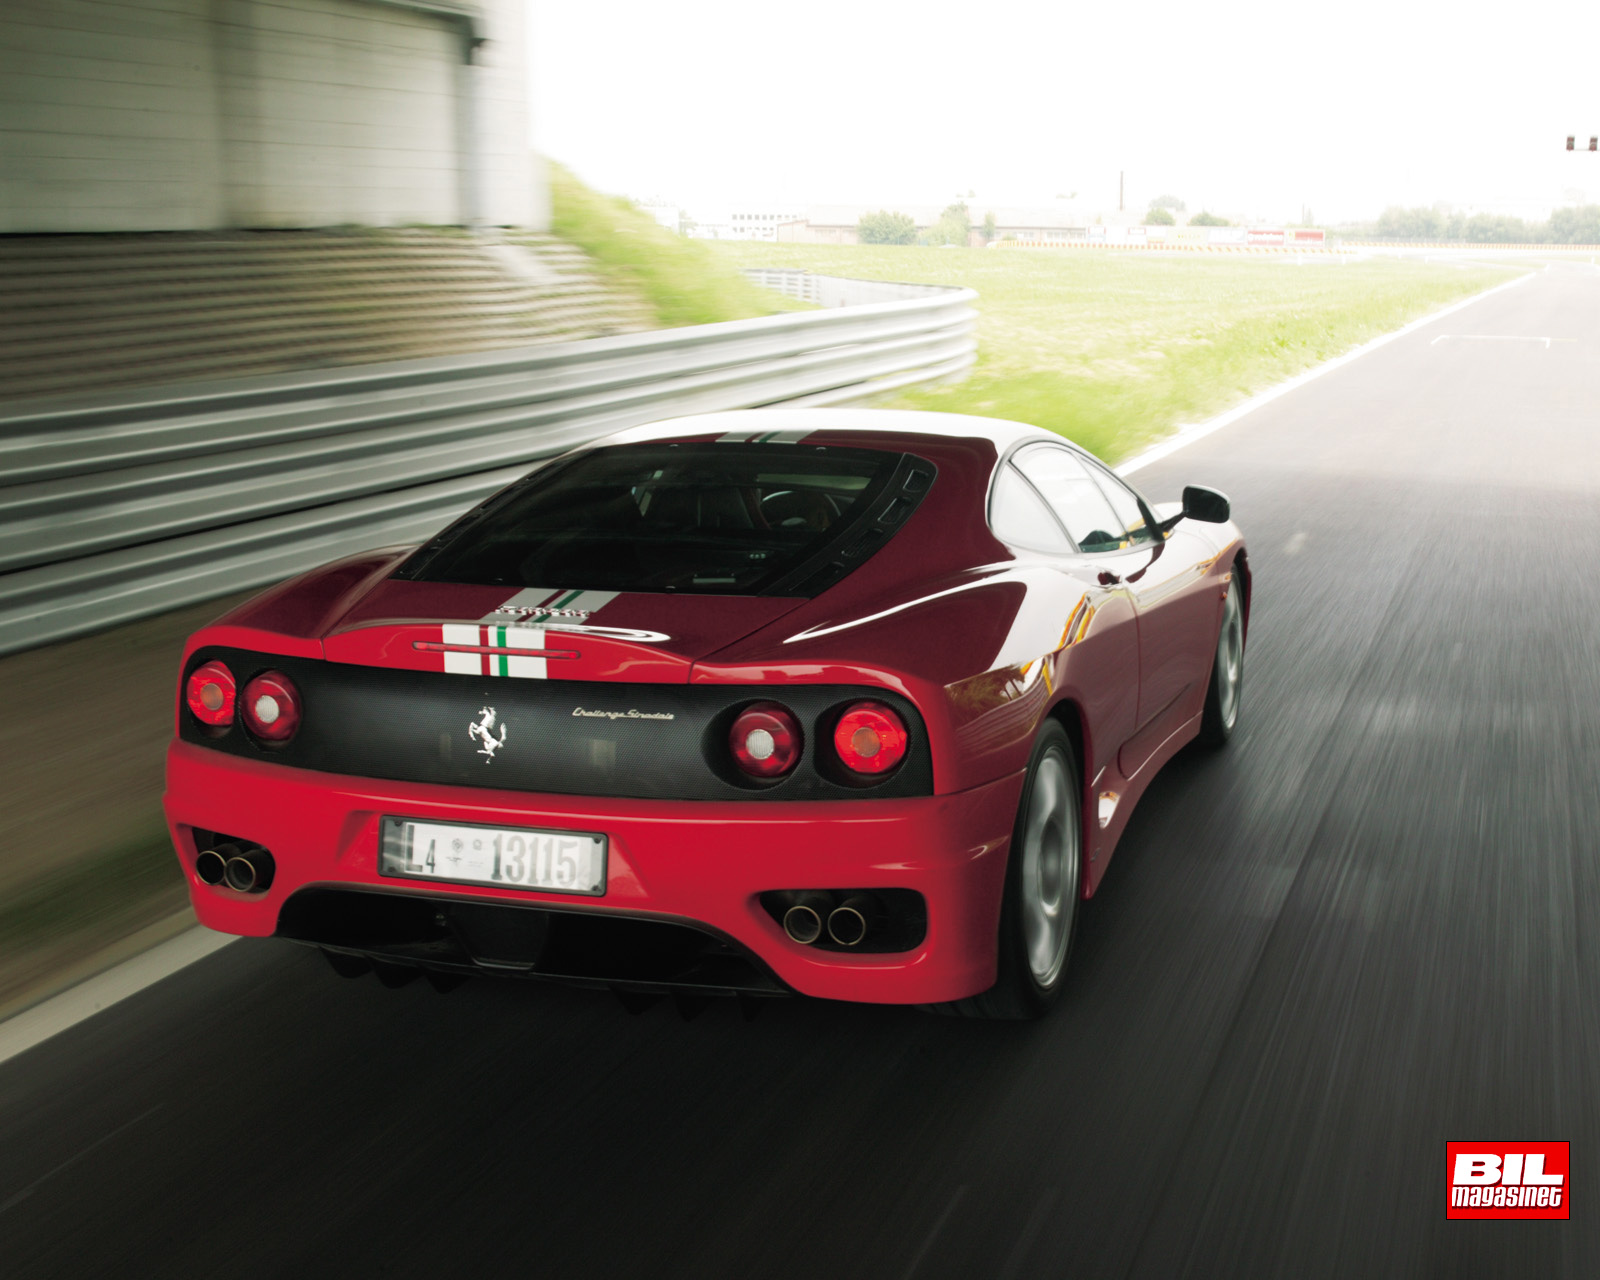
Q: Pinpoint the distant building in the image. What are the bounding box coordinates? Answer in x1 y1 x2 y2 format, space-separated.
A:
685 209 803 241
729 210 802 241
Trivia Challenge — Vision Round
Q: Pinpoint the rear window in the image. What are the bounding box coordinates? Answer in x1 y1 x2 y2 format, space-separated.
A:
399 442 914 595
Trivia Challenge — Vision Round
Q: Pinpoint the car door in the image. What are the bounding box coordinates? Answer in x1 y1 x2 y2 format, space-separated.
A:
1012 444 1220 770
1079 456 1222 754
988 460 1139 788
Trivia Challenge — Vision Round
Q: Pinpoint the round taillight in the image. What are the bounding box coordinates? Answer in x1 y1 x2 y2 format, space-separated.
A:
833 701 908 775
241 671 302 742
729 702 802 778
185 660 236 727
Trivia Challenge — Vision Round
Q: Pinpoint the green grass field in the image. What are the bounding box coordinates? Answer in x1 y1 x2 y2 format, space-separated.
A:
549 165 811 328
708 243 1521 462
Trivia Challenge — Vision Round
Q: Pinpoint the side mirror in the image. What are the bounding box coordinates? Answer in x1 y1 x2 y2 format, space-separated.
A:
1154 484 1231 535
1181 485 1230 523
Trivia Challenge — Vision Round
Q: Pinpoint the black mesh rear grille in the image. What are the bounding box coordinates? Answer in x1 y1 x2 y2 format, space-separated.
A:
277 887 789 995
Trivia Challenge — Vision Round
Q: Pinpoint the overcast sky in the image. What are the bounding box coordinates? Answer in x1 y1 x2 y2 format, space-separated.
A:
528 1 1600 222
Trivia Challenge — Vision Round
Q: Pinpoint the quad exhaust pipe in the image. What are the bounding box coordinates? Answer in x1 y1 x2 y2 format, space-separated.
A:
826 895 880 948
196 841 274 893
194 843 235 886
782 892 833 945
781 891 883 947
223 848 273 892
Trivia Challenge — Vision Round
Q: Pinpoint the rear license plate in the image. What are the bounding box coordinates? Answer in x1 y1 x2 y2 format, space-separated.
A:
379 817 606 895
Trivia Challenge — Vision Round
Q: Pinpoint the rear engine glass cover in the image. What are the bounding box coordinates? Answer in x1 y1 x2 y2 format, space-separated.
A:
399 442 914 596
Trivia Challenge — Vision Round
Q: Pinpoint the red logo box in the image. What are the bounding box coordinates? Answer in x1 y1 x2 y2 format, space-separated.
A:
1447 1142 1569 1219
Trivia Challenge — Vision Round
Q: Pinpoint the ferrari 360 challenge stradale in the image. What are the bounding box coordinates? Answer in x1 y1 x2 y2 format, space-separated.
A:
164 409 1248 1018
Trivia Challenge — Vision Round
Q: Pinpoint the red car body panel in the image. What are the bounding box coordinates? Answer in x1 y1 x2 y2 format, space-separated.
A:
163 409 1249 1003
164 739 1021 1004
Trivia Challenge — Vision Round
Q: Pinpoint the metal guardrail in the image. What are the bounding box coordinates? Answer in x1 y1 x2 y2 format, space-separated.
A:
741 269 961 308
0 277 976 655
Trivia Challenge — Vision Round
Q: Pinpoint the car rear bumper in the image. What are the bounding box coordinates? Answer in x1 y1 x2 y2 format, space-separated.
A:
163 739 1024 1005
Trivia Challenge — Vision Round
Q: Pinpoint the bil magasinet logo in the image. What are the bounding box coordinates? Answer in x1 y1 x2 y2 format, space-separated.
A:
1447 1142 1568 1219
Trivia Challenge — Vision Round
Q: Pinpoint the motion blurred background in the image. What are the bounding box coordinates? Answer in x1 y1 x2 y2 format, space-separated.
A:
2 4 1598 1276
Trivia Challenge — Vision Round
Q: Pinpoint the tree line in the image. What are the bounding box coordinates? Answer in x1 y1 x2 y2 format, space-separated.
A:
1361 205 1600 243
859 199 1227 244
857 203 998 246
856 200 1600 245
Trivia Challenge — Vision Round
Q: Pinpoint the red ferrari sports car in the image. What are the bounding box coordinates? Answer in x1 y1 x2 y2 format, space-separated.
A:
165 409 1248 1018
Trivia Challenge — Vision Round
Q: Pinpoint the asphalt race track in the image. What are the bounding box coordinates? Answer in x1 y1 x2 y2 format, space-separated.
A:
3 264 1598 1279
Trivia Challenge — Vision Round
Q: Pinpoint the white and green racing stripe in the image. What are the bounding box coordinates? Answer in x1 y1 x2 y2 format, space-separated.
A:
435 589 623 679
714 428 813 444
477 588 618 625
440 623 547 678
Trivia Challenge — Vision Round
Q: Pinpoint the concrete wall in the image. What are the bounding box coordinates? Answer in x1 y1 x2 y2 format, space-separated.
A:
472 0 539 231
215 0 461 227
0 0 538 232
1 1 229 231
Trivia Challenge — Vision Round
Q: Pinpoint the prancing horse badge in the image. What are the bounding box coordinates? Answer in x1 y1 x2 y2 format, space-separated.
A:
468 707 508 761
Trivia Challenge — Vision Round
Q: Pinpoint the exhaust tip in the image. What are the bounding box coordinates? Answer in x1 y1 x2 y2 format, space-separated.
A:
827 894 881 947
223 856 257 892
827 906 868 947
222 847 275 893
783 904 824 945
195 849 229 886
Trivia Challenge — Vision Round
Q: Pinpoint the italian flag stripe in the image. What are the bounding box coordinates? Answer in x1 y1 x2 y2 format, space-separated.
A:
439 623 547 678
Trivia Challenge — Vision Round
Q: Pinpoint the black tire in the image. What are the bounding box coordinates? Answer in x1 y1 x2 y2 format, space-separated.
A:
925 720 1082 1020
1197 575 1245 747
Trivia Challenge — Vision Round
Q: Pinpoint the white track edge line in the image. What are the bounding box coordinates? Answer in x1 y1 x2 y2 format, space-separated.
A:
0 926 237 1067
1115 269 1534 477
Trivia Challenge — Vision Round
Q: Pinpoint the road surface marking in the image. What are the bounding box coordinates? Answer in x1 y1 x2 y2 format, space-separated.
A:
0 1104 163 1214
1117 270 1534 477
901 1184 968 1280
1431 334 1569 348
0 927 236 1067
996 1187 1059 1280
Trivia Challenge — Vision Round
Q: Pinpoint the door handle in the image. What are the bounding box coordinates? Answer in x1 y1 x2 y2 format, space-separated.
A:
1097 570 1121 586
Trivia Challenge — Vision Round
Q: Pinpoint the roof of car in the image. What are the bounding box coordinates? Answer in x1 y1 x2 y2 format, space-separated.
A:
603 408 1064 452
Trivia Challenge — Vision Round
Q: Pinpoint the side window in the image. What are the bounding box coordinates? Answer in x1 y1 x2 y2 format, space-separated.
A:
989 464 1071 552
1012 445 1129 552
1086 462 1156 545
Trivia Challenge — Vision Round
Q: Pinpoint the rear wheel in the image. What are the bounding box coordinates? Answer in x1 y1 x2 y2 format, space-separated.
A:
930 720 1081 1020
1197 575 1245 747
